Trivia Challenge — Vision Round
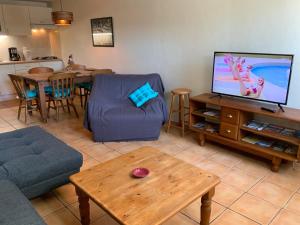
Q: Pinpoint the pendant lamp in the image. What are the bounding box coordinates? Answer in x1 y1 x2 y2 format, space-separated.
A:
52 0 73 26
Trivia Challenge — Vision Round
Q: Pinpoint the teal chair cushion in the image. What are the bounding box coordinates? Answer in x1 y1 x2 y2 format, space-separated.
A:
129 82 158 108
77 82 93 91
26 90 37 98
51 88 71 98
44 86 52 94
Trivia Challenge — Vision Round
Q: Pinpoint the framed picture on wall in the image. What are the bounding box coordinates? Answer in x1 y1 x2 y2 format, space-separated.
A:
91 17 114 47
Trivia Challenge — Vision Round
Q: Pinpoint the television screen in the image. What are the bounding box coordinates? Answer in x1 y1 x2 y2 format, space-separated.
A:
212 52 294 105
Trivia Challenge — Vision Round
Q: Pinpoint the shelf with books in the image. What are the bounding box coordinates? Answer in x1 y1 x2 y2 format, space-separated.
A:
240 126 300 146
191 109 220 123
191 121 219 134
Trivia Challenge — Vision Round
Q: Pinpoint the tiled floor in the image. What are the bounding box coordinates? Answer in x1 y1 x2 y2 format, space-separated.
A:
1 99 300 225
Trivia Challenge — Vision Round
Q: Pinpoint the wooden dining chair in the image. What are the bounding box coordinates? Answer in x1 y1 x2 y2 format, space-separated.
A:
48 73 79 121
67 64 86 71
9 74 40 124
28 67 54 74
82 69 115 108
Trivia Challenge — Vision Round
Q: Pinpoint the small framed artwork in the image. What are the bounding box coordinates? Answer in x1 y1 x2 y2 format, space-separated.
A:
91 17 114 47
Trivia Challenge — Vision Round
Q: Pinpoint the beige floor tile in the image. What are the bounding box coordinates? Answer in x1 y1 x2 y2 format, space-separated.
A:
67 200 106 222
0 126 15 133
230 193 280 224
93 151 121 163
104 141 131 150
181 198 225 223
79 143 112 159
43 207 81 225
249 180 294 207
222 168 261 191
54 184 78 205
174 148 207 165
163 213 198 225
91 214 120 225
213 182 244 207
209 151 242 167
285 193 300 216
31 192 64 217
235 158 270 179
195 159 231 177
270 209 300 225
264 171 300 192
211 209 259 225
81 158 100 171
159 143 185 155
115 143 142 154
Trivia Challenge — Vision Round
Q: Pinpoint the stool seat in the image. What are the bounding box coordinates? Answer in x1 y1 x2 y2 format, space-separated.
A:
171 88 192 95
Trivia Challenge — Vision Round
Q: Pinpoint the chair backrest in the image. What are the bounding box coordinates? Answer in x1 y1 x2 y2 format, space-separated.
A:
91 69 114 75
28 67 54 74
8 74 27 99
48 73 76 99
69 64 86 71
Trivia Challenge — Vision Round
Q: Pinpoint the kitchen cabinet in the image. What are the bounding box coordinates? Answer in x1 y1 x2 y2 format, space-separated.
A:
2 5 31 36
28 6 53 25
0 5 6 34
0 64 16 98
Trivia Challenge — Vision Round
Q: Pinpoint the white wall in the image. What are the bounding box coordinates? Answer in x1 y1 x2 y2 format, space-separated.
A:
54 0 300 108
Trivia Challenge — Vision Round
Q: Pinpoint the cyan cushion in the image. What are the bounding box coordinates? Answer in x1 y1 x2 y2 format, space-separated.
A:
129 82 158 107
77 82 93 91
44 86 52 94
50 88 71 98
26 90 37 98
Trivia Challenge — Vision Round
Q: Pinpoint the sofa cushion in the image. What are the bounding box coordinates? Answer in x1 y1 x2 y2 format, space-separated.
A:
0 126 83 198
129 82 158 107
0 179 46 225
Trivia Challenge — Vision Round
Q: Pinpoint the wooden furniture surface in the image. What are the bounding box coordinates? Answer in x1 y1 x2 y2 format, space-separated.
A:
189 93 300 172
70 147 220 225
9 70 94 122
28 67 54 74
48 73 78 121
8 74 40 123
167 88 192 137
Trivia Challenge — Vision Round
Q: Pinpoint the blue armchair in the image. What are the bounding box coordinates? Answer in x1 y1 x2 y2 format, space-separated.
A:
84 74 168 142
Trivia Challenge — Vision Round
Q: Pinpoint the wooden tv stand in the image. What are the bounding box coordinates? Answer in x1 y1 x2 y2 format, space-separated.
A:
189 93 300 172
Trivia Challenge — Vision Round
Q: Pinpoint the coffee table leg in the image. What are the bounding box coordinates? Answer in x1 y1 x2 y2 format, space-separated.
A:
200 188 215 225
76 187 90 225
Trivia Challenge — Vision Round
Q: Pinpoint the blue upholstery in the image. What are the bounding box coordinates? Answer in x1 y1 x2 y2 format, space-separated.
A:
0 179 46 225
26 89 37 98
129 82 158 107
0 126 83 199
84 74 168 142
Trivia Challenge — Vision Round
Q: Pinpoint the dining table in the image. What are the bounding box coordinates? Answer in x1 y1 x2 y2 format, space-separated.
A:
9 69 95 122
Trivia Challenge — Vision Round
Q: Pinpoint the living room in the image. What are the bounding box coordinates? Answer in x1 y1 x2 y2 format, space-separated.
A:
0 0 300 225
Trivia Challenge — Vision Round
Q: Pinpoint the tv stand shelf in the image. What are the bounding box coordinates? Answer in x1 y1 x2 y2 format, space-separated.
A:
189 93 300 172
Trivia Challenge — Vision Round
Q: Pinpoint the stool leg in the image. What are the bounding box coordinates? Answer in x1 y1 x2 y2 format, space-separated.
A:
180 94 185 137
166 94 175 133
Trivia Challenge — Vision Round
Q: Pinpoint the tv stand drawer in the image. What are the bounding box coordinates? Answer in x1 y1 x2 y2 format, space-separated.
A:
221 107 240 125
220 123 238 140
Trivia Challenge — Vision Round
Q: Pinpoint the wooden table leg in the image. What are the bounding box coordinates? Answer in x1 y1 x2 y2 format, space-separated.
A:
200 188 215 225
76 187 90 225
37 82 47 122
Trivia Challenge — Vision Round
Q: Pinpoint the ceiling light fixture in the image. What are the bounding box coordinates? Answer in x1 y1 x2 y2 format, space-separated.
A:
52 0 73 26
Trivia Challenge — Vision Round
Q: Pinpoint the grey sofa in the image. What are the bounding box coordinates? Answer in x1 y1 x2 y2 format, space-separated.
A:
84 74 168 142
0 126 83 225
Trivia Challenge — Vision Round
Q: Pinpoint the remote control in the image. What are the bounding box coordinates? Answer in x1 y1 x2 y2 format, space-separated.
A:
261 107 277 113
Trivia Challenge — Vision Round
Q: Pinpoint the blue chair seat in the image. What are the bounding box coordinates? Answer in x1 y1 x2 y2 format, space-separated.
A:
26 90 37 98
50 88 71 98
44 86 52 94
77 82 92 91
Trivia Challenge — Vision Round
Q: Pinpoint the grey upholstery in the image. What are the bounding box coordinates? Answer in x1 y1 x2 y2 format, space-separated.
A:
0 179 46 225
0 126 83 199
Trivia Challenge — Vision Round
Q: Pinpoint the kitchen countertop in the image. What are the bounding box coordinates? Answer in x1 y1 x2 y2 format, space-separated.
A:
0 59 63 65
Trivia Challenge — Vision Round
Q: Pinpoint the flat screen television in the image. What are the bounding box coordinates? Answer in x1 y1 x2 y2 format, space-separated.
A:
212 52 294 105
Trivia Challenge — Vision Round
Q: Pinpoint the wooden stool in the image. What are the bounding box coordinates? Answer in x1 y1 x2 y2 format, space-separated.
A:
166 88 192 137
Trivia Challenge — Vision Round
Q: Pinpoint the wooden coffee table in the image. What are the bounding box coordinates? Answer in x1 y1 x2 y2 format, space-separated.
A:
70 147 220 225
